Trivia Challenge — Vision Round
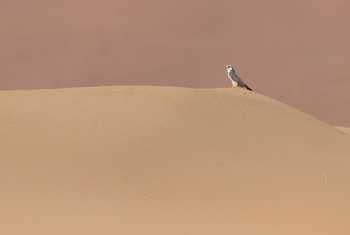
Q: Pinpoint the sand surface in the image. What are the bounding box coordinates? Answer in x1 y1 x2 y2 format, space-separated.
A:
1 0 350 125
1 86 350 234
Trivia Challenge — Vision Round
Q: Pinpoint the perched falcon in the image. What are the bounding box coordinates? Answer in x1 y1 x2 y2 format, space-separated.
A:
225 65 252 91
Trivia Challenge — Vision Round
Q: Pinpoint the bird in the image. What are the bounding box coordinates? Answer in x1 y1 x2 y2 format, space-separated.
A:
225 65 252 91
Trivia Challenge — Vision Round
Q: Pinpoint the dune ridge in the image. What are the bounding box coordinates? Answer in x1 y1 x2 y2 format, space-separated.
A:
336 126 350 135
1 86 350 234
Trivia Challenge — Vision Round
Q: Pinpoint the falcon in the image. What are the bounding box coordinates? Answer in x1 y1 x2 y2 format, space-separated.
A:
225 65 252 91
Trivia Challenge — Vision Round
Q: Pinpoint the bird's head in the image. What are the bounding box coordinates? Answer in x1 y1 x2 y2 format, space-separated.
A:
225 64 234 72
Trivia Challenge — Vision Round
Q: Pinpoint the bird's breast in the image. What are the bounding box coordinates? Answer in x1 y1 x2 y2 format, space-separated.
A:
231 80 238 87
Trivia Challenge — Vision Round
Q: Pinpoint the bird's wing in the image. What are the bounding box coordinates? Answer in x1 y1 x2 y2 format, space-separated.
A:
229 70 236 81
237 77 253 91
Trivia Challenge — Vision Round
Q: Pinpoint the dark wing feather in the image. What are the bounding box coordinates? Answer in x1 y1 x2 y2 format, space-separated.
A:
244 84 253 91
237 77 253 91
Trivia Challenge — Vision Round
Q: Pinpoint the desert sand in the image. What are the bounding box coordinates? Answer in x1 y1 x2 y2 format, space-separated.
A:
1 86 350 234
1 0 350 125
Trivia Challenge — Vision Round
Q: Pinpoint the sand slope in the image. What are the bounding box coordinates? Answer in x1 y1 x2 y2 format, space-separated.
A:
1 86 350 234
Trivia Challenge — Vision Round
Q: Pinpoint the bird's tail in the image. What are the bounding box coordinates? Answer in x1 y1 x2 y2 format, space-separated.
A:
244 84 253 91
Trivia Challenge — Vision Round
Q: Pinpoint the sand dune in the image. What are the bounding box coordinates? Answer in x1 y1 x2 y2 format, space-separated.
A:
1 86 350 234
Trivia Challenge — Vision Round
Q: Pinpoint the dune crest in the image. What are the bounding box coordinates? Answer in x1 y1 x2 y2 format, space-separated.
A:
336 126 350 135
1 86 350 234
